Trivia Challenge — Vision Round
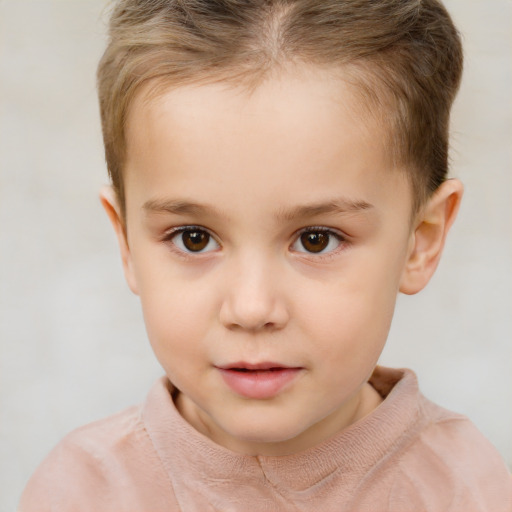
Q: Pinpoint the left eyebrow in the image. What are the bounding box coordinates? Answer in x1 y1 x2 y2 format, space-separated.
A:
275 198 374 222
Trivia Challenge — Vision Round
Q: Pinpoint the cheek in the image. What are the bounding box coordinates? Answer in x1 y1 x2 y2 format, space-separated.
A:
131 242 214 329
298 258 400 355
136 271 217 366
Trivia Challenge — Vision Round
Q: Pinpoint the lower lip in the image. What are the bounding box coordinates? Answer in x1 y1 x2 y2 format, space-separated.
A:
218 367 302 399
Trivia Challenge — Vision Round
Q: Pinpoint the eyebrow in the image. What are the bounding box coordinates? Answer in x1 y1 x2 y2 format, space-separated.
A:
143 197 374 220
275 198 374 221
143 198 224 217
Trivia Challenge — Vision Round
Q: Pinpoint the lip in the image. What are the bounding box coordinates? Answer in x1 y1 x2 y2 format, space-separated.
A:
216 362 304 399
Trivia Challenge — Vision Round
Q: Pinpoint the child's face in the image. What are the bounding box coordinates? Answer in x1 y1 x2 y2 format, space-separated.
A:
118 68 416 455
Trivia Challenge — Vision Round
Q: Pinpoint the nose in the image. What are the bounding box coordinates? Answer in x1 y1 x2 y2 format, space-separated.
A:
219 254 290 332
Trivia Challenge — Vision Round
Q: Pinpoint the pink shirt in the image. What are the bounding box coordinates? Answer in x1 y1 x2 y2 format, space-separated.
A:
19 367 512 511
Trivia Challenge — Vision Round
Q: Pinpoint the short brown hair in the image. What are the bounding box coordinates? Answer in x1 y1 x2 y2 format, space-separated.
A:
97 0 463 216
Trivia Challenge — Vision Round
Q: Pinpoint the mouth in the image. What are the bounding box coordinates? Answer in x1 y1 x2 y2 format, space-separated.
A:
216 362 304 399
219 361 296 371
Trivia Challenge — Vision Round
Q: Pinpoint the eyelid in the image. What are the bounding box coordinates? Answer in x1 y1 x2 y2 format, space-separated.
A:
294 225 347 240
162 224 213 239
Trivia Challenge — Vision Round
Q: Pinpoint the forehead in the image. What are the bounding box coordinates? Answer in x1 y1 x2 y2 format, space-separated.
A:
123 66 411 219
126 66 385 152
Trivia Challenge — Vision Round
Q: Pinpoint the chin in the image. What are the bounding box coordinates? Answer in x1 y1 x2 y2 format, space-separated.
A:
220 415 309 449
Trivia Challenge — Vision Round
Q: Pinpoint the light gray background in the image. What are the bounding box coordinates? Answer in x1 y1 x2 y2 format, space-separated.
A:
0 1 510 510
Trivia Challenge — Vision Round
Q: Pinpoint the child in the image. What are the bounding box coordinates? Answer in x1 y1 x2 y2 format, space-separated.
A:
19 0 512 510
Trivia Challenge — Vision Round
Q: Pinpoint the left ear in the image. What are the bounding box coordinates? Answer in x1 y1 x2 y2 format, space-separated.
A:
399 179 463 295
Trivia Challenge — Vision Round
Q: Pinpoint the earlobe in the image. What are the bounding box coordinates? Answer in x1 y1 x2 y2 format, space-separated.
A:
399 179 463 295
99 186 139 295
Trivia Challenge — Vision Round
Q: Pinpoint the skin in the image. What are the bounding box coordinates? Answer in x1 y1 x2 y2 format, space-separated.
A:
101 66 462 456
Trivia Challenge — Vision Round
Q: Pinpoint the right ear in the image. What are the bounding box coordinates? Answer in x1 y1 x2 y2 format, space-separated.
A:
99 186 139 295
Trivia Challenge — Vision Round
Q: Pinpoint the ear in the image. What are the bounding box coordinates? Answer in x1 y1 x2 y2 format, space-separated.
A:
99 186 139 295
399 179 463 295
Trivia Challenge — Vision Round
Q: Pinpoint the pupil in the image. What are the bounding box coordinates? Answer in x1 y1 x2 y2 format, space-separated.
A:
301 232 329 253
183 230 209 251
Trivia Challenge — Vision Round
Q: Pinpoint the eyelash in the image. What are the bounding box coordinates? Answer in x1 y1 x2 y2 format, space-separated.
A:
161 225 348 258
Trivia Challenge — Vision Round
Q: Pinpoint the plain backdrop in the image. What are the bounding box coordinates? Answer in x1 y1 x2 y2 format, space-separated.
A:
0 1 511 510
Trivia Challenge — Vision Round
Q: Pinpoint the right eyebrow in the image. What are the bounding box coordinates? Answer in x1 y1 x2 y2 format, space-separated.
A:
142 198 226 218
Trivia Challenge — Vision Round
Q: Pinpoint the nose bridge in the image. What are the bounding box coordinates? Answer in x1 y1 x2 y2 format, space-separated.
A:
219 248 289 331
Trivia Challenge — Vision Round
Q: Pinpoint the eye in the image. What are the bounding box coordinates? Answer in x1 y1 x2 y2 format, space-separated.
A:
291 228 344 254
168 227 220 253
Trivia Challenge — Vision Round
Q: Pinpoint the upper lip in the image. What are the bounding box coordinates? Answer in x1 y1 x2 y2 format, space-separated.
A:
216 361 300 371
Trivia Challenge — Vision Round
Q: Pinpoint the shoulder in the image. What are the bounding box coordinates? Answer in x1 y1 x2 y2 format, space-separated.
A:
38 404 147 473
18 404 174 512
390 397 512 511
360 367 512 511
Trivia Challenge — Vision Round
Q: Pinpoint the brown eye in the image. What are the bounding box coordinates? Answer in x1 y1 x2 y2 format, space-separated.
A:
170 227 220 254
300 232 330 253
291 228 343 255
182 230 210 251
